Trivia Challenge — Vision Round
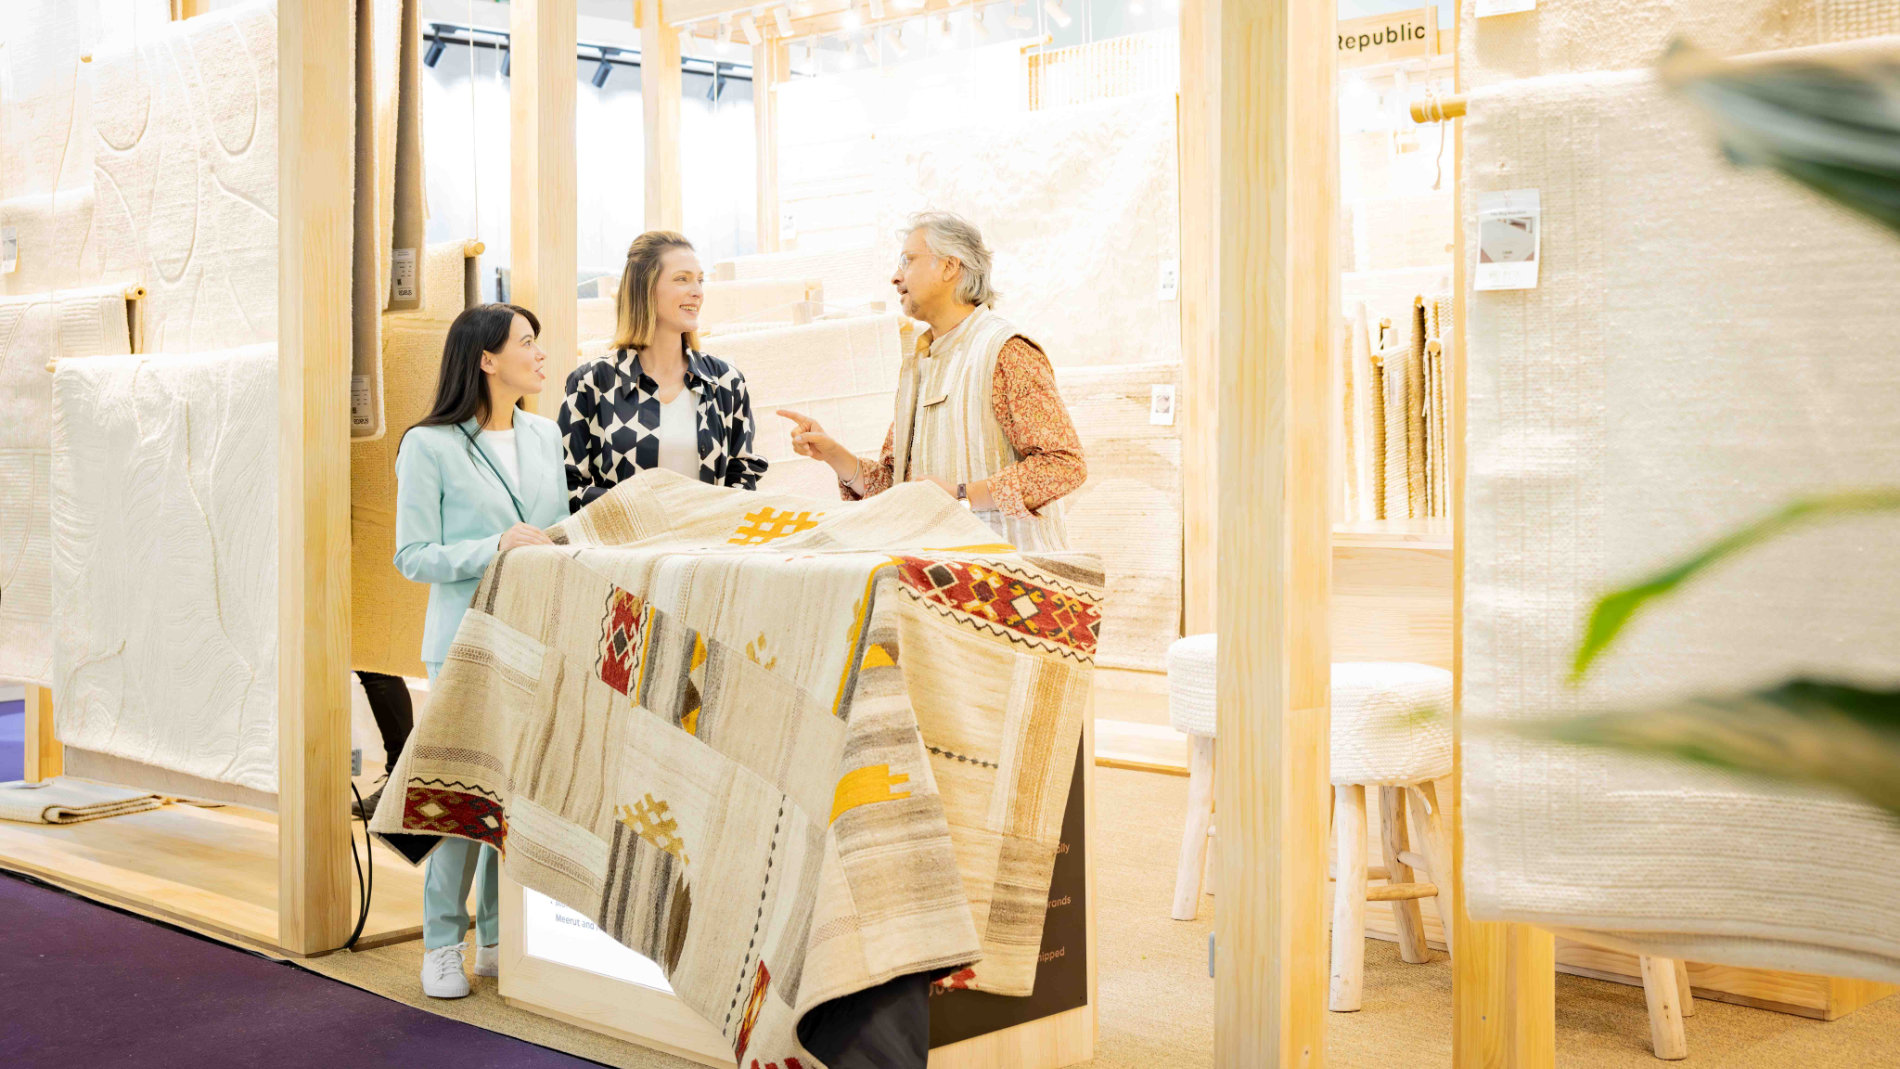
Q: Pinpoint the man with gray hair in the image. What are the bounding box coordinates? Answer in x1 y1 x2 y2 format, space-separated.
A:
778 211 1086 551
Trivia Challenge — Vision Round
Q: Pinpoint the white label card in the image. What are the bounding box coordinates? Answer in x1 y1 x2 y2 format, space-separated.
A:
1150 384 1176 426
1157 259 1179 302
1476 0 1536 15
1 227 15 275
391 247 419 303
1474 189 1541 291
351 375 374 432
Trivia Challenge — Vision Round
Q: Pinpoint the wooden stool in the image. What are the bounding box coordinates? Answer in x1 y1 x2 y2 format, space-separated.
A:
1166 637 1693 1058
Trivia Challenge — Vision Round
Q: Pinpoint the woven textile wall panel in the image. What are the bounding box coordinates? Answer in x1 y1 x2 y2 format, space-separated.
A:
52 346 278 793
1462 55 1900 981
351 243 475 678
90 1 278 352
1055 362 1182 670
0 289 132 685
1459 0 1900 90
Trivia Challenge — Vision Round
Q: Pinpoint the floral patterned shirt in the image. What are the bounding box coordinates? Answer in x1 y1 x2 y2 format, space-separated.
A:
842 336 1086 516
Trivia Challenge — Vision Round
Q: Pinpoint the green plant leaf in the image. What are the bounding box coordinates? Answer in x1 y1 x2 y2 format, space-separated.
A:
1663 43 1900 238
1572 491 1900 680
1498 680 1900 818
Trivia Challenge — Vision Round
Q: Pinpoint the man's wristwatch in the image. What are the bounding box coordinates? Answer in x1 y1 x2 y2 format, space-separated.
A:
955 482 968 501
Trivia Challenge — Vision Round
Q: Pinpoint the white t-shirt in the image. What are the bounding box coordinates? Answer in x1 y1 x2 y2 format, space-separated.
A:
480 428 520 489
655 391 700 479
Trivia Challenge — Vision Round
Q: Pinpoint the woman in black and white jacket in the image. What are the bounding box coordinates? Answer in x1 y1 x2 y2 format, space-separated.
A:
558 231 767 510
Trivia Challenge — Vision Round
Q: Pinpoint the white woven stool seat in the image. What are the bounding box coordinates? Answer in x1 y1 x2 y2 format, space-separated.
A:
1331 661 1452 786
1166 634 1219 736
1167 636 1451 785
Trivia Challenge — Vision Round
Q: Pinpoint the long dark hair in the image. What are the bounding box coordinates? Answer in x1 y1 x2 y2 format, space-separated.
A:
405 303 541 446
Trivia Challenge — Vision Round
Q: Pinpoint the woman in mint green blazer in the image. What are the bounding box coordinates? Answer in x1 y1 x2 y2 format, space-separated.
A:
393 302 567 1000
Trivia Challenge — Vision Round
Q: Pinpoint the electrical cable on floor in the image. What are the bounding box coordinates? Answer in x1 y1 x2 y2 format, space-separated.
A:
339 779 374 953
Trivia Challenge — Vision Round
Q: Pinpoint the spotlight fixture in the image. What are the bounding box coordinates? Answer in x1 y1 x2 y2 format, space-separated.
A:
1005 3 1033 30
861 32 878 62
972 10 991 38
423 34 447 68
774 6 795 37
888 26 908 56
939 13 954 35
717 14 732 45
591 46 619 88
868 0 886 19
740 14 762 46
500 45 511 76
1043 0 1071 29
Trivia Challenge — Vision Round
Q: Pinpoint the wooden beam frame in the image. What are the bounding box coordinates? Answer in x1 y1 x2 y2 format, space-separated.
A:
1177 0 1218 636
1212 0 1334 1064
277 0 356 956
752 40 789 254
512 0 580 414
640 0 684 234
23 687 61 781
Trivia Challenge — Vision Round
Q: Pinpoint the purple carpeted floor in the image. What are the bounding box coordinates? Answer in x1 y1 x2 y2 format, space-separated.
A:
1 700 23 782
0 873 607 1069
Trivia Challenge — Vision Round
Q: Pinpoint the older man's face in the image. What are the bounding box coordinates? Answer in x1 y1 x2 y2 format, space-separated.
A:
891 229 953 320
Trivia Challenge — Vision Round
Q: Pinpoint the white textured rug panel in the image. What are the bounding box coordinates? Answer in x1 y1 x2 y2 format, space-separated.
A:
699 278 817 330
90 1 279 352
1459 0 1900 89
855 94 1180 370
1349 192 1455 275
704 313 910 463
0 192 106 297
0 2 96 198
1463 60 1900 981
51 347 279 794
716 246 891 311
1056 361 1183 670
0 288 132 685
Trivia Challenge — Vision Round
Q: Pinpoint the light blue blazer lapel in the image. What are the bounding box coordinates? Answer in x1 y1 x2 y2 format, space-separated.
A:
517 416 567 525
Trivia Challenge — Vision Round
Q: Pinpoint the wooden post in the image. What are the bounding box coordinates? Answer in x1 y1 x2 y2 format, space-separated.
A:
512 0 580 416
277 0 356 956
640 0 684 233
23 687 62 782
752 40 789 254
1177 0 1218 636
1447 24 1557 1065
1213 0 1334 1064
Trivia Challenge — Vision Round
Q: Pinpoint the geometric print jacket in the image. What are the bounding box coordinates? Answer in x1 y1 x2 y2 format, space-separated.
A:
557 346 768 511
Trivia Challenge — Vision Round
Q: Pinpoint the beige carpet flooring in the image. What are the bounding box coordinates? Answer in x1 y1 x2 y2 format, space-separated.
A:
301 767 1900 1068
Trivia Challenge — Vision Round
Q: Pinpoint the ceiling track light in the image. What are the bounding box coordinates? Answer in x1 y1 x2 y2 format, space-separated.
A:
740 14 762 46
717 14 733 45
888 26 908 56
1043 0 1072 29
868 0 886 20
773 6 795 37
1005 3 1033 31
971 10 991 38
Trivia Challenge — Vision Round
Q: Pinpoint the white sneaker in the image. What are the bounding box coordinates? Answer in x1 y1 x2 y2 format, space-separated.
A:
421 942 471 999
474 944 499 978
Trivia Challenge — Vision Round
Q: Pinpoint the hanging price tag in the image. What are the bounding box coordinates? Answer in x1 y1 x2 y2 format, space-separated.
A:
1474 189 1541 291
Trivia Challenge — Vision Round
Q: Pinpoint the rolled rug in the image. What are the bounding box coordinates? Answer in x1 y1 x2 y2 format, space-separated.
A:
0 778 163 825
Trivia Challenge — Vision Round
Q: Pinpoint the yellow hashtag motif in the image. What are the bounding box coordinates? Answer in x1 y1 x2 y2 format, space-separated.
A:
728 507 823 546
618 793 689 865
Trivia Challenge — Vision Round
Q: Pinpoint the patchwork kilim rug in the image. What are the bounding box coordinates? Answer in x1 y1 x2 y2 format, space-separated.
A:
373 471 1102 1068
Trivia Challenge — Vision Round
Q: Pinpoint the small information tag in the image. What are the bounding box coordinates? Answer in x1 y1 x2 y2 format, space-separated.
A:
1 227 16 275
1474 189 1541 291
391 247 418 304
1157 259 1179 302
1476 0 1536 16
1150 384 1176 426
351 375 374 432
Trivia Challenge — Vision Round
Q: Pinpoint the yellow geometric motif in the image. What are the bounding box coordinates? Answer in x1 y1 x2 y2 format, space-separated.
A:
617 793 690 865
860 643 896 670
830 764 912 824
680 708 700 737
728 506 823 546
745 633 778 672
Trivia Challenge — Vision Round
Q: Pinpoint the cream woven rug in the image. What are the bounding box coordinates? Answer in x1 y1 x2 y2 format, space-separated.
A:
1055 362 1183 670
91 1 278 352
350 241 475 678
374 471 1101 1068
1462 52 1900 982
0 288 132 686
0 777 162 825
51 346 278 793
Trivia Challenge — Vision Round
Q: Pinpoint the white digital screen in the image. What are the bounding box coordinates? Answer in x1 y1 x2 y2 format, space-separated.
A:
521 887 675 992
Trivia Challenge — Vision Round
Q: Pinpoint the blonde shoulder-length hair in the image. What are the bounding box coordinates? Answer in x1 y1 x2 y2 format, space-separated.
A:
612 230 703 353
